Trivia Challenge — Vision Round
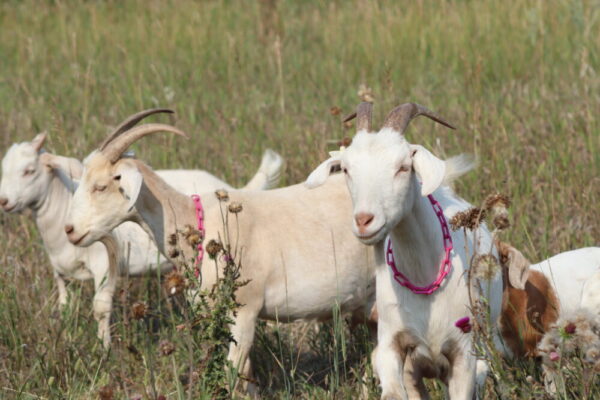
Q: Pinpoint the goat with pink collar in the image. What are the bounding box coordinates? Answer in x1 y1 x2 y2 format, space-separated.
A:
306 102 504 399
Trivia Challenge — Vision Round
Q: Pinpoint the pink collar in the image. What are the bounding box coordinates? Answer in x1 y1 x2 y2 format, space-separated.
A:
385 194 453 295
191 195 205 278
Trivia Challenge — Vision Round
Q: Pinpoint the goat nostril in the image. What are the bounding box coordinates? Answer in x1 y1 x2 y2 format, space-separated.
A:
355 213 374 228
64 224 74 234
0 197 7 206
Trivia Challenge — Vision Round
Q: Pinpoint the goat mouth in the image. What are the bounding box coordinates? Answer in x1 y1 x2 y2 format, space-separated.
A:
70 231 89 246
356 225 384 241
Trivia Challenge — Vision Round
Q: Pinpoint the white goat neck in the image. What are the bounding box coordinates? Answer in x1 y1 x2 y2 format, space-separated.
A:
387 182 446 287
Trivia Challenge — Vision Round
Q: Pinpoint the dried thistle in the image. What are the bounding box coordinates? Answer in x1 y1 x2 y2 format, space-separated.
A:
158 339 176 356
357 84 374 102
338 137 352 147
228 202 243 214
330 106 342 116
164 270 186 296
215 189 229 202
98 385 114 400
483 193 511 212
472 254 500 281
131 301 148 320
492 214 510 230
206 239 223 258
449 207 487 231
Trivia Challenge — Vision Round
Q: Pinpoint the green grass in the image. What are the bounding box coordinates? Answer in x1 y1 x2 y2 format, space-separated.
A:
0 0 598 398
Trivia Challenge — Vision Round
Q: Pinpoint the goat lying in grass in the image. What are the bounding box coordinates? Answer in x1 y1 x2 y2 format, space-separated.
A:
0 109 282 347
62 115 376 392
306 102 506 400
497 241 600 356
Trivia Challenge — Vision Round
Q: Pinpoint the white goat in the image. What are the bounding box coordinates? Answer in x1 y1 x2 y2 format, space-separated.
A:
0 109 282 347
306 102 507 399
63 120 376 392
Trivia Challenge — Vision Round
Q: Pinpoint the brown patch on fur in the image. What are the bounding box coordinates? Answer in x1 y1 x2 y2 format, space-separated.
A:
500 256 560 356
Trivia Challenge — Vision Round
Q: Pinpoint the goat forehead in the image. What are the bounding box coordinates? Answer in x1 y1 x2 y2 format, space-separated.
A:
2 143 36 171
344 130 410 167
82 154 112 179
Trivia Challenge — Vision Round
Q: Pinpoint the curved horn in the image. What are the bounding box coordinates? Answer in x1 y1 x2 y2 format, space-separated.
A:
102 123 188 163
99 108 175 151
343 102 373 133
382 103 456 134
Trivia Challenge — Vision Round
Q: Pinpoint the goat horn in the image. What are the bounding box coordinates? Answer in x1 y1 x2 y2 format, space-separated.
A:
382 103 456 134
342 102 374 133
99 108 175 151
102 123 188 163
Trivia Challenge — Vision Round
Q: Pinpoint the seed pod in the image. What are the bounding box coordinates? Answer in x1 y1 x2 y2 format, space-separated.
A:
228 202 243 214
215 189 229 202
131 301 148 320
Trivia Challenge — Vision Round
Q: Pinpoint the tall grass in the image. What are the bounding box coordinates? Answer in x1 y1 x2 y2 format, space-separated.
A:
0 0 598 398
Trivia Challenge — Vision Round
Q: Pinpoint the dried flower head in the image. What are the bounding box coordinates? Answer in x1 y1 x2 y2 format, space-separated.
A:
158 339 176 356
98 385 114 400
206 239 223 258
357 84 374 102
164 270 186 296
168 248 180 258
472 254 500 281
449 207 487 231
484 193 511 212
215 189 229 202
343 120 353 129
131 301 148 320
168 233 177 246
338 137 352 147
330 106 342 116
492 214 510 230
228 202 243 214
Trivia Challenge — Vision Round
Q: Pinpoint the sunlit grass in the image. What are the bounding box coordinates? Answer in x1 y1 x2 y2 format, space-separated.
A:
0 0 598 398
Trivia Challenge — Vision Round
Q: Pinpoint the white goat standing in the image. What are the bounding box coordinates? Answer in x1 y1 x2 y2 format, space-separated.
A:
0 109 282 347
306 102 506 399
63 119 376 392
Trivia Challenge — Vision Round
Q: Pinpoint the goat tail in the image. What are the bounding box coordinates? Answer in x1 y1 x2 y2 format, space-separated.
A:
242 149 284 190
443 153 476 186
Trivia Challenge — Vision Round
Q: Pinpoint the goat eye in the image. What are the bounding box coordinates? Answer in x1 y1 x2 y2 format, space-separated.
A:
93 184 107 192
23 169 35 177
113 175 121 181
342 167 348 175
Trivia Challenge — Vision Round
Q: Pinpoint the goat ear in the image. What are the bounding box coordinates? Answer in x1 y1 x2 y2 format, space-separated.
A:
115 163 143 211
506 246 531 290
305 155 342 189
39 153 83 179
31 132 47 152
410 144 446 196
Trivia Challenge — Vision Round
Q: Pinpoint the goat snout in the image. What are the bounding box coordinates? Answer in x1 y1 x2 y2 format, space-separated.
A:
64 224 74 235
355 212 374 234
0 197 8 207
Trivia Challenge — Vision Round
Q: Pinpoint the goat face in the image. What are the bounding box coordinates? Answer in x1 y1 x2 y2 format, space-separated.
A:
0 133 52 213
66 152 142 246
307 129 446 245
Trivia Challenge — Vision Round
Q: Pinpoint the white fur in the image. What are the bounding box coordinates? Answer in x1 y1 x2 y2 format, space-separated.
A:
307 128 499 399
65 147 376 392
0 135 282 347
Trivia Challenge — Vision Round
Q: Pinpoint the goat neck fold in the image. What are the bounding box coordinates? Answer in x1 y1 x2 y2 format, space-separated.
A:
382 103 456 134
130 160 197 260
102 123 188 163
99 108 174 151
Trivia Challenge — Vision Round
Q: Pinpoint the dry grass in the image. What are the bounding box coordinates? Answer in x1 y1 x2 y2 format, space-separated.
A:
0 0 598 398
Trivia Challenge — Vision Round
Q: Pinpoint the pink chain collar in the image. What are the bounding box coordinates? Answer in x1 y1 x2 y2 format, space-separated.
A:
191 195 205 278
385 194 453 295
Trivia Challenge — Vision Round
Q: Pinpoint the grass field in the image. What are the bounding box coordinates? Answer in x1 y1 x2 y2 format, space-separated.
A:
0 0 598 398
